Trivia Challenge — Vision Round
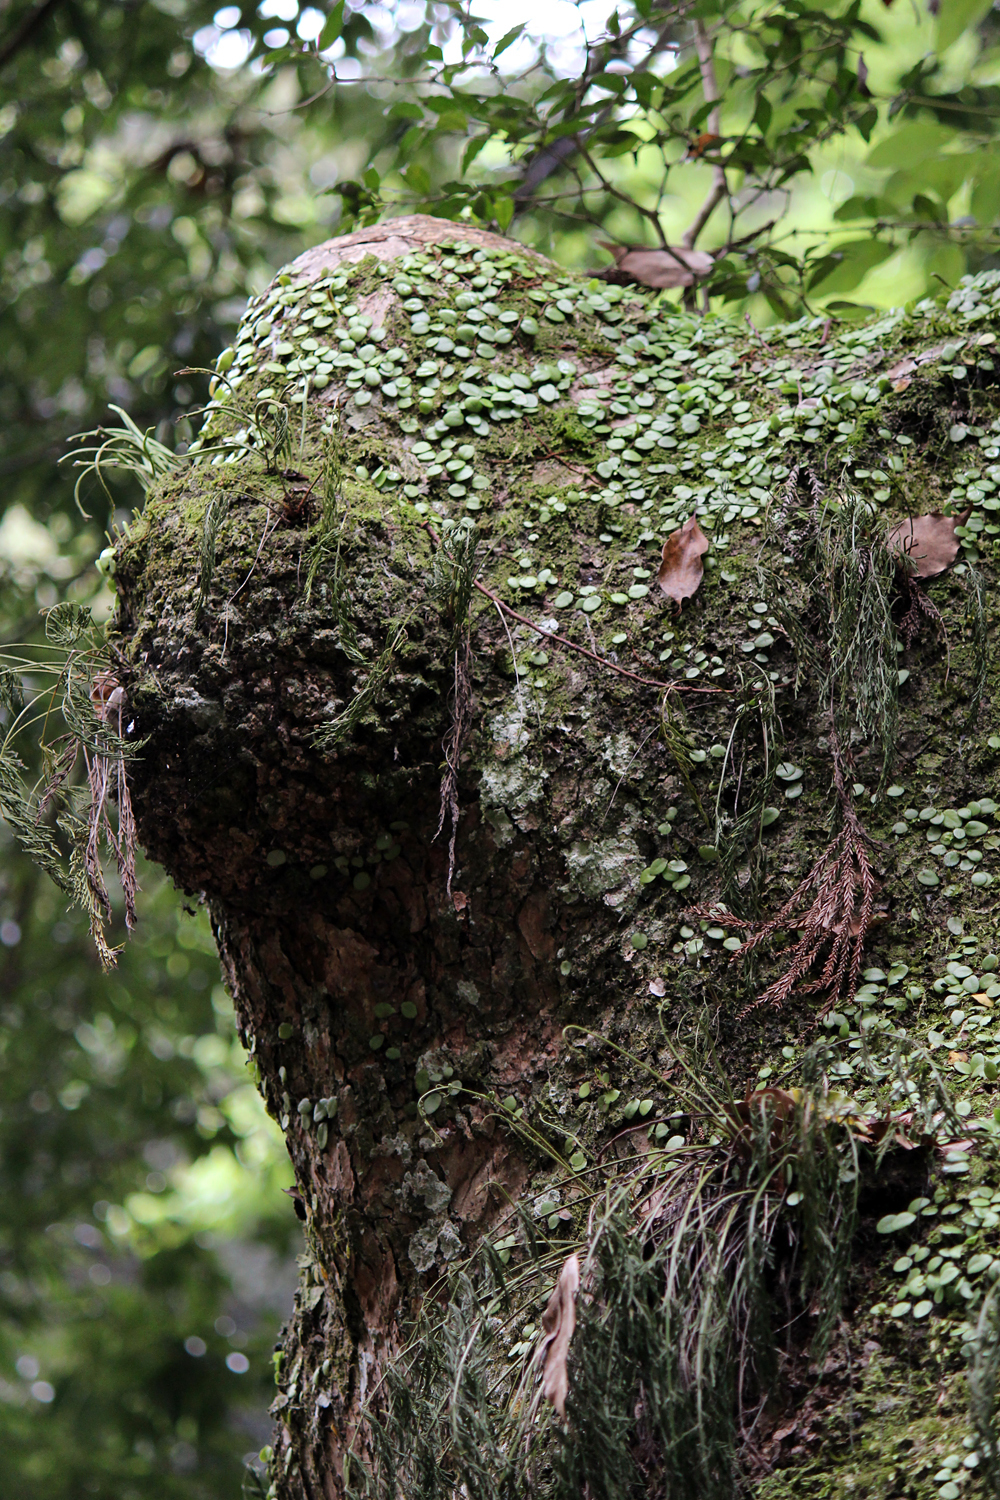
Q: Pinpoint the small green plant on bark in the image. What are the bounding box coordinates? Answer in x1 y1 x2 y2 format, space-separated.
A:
345 1039 892 1500
312 622 410 751
965 1285 1000 1498
704 480 976 1016
60 404 183 517
0 603 140 966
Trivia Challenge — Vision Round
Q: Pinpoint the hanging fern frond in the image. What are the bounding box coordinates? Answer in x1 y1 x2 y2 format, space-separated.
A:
44 601 95 648
0 749 72 894
0 666 24 716
314 622 409 750
0 635 140 968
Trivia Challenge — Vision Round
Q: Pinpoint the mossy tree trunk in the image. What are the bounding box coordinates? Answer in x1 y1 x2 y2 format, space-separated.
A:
114 218 1000 1499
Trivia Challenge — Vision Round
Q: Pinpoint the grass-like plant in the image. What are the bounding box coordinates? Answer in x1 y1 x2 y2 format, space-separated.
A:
344 1039 876 1500
62 378 300 537
708 668 780 914
701 484 913 1016
968 1285 1000 1500
766 483 900 786
60 404 182 517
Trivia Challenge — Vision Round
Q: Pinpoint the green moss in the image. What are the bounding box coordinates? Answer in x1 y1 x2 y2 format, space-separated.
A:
756 1361 972 1500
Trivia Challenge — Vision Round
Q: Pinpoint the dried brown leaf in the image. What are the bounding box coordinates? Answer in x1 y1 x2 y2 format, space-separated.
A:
938 1137 975 1155
885 356 916 381
597 242 714 289
540 1251 579 1419
887 341 966 381
116 761 138 930
887 510 969 578
90 672 124 722
657 516 709 608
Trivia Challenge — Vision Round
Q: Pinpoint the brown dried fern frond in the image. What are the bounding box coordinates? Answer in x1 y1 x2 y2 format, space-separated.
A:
36 737 79 820
81 674 139 953
729 818 876 1019
697 733 880 1018
897 565 948 653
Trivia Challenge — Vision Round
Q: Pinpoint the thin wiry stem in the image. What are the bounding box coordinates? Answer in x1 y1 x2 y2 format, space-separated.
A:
682 20 729 250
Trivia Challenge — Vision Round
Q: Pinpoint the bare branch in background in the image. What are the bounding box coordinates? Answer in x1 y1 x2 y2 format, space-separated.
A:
682 19 729 249
512 3 682 220
0 0 63 70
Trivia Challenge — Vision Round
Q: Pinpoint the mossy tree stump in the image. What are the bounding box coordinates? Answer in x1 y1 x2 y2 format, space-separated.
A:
114 217 1000 1498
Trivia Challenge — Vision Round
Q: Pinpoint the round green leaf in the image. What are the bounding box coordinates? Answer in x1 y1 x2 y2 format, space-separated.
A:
877 1212 916 1234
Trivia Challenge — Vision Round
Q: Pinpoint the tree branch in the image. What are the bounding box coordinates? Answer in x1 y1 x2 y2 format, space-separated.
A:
0 0 63 70
578 143 669 247
682 19 729 250
512 6 682 217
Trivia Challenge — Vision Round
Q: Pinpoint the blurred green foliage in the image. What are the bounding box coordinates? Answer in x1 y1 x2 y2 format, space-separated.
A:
0 838 299 1499
6 0 1000 1495
247 0 1000 318
0 4 347 1489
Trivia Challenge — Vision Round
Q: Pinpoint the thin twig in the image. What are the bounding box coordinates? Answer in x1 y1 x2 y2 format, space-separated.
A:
491 597 526 723
682 20 729 250
420 520 706 692
520 420 601 485
577 144 670 248
475 576 713 693
601 725 658 826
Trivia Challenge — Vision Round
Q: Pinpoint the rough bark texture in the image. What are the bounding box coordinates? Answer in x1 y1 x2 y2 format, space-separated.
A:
112 217 1000 1498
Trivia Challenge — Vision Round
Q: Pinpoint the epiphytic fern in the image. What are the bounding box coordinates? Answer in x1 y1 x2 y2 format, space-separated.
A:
0 612 140 967
699 727 878 1018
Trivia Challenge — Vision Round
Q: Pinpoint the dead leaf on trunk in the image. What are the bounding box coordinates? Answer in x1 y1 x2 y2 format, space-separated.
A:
596 242 714 289
540 1252 580 1419
887 510 969 578
657 516 709 608
886 340 966 384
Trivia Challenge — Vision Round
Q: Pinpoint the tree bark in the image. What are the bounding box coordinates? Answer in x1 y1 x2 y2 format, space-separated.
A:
113 217 1000 1498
